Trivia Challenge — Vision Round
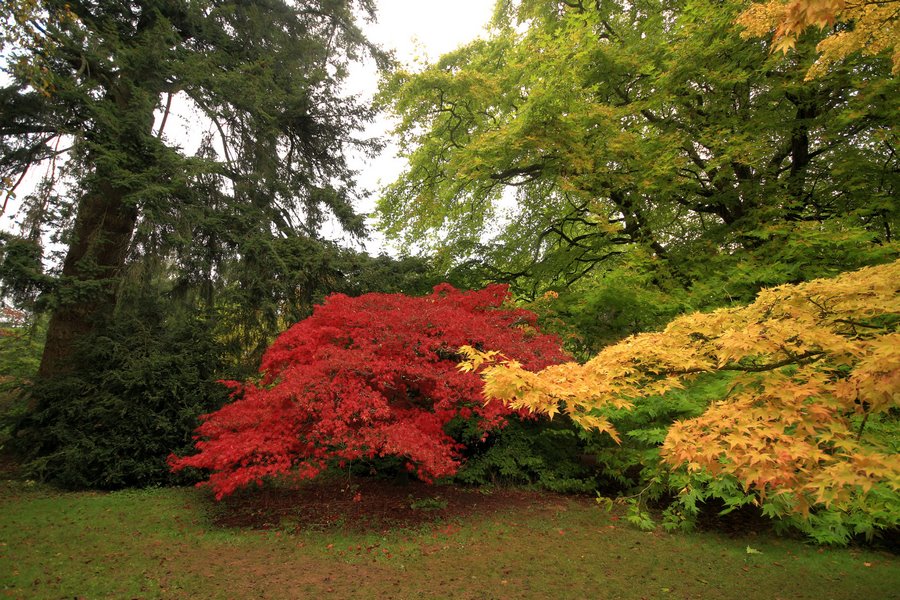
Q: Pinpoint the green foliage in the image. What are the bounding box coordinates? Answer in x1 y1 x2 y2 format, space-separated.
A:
451 416 598 493
0 234 48 308
530 252 690 358
602 438 900 545
624 500 657 532
584 373 732 496
1 0 388 379
0 307 45 449
339 253 449 298
651 409 900 545
517 223 898 362
377 0 898 301
681 222 900 309
12 297 229 489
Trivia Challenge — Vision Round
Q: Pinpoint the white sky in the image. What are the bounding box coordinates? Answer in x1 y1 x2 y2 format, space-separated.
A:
342 0 496 252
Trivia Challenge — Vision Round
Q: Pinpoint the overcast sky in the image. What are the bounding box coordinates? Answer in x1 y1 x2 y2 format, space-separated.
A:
342 0 496 251
366 0 494 64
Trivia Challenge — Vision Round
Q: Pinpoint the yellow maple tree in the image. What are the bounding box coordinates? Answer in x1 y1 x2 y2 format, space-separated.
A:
461 260 900 523
736 0 900 78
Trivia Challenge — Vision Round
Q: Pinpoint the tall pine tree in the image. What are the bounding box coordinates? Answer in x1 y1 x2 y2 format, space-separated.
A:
0 0 386 377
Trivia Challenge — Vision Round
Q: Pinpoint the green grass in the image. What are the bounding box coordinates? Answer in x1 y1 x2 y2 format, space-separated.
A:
1 480 897 599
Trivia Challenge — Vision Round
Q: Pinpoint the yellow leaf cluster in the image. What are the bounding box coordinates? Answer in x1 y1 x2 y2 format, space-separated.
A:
462 260 900 516
736 0 900 77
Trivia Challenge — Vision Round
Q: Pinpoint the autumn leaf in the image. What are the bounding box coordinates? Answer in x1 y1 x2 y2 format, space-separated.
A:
471 261 900 522
737 0 900 77
170 284 569 498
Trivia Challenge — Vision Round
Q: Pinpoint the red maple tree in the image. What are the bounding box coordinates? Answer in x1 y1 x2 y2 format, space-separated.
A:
170 284 568 498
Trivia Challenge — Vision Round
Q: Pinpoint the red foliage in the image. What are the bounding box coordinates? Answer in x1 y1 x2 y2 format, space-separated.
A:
169 284 569 498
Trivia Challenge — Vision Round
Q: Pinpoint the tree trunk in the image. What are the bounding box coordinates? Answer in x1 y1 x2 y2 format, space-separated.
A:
786 92 818 209
35 42 162 377
38 179 139 378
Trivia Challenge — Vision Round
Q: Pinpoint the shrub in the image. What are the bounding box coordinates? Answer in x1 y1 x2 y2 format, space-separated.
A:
467 261 900 543
170 284 569 498
452 415 598 493
14 301 229 489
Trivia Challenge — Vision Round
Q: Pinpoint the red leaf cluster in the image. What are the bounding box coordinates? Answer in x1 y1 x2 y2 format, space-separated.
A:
169 284 568 498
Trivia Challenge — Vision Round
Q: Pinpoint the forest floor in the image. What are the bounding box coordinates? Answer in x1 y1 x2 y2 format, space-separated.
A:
1 476 898 599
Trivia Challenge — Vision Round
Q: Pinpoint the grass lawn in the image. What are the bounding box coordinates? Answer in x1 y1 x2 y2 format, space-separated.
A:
1 479 897 599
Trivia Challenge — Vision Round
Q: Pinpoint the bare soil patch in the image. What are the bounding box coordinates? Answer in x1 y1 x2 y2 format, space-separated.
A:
210 476 583 532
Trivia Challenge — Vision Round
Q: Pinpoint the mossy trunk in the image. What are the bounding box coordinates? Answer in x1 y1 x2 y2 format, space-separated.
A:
38 180 138 378
38 81 152 379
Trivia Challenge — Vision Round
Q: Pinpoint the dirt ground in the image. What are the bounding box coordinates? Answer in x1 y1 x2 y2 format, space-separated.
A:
210 476 577 532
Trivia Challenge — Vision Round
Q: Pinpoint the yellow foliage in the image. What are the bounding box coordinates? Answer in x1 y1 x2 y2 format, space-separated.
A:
736 0 900 78
461 260 900 515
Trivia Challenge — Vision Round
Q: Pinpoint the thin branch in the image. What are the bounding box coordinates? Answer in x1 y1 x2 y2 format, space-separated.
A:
856 411 870 442
189 94 236 170
834 318 889 331
156 92 174 138
1 163 32 218
667 351 827 376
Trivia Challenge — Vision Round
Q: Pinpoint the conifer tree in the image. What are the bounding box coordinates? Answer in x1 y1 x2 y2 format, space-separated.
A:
0 0 386 377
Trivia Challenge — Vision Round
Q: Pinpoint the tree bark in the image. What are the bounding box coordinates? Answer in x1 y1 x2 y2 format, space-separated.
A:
37 76 152 378
38 178 139 378
786 92 818 207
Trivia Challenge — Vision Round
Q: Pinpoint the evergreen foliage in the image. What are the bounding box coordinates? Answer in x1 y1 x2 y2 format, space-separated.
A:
0 0 386 377
13 295 229 488
452 415 598 493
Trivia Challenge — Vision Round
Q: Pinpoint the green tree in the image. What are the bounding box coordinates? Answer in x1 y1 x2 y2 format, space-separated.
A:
14 291 230 488
377 0 898 299
0 0 386 378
